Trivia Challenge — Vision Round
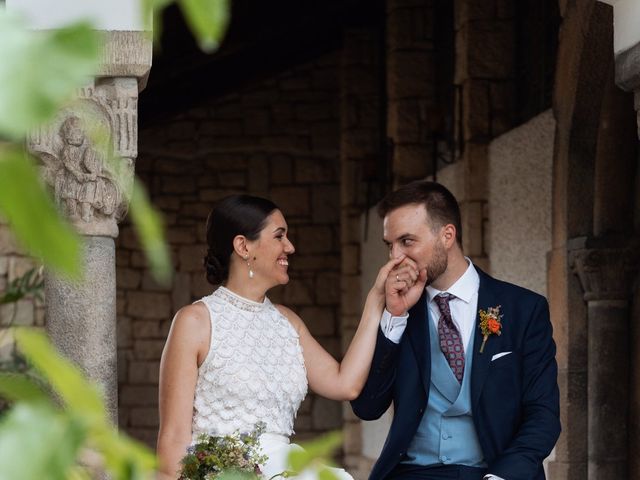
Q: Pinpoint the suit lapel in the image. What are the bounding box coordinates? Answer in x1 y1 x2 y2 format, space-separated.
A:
407 291 431 395
470 269 501 410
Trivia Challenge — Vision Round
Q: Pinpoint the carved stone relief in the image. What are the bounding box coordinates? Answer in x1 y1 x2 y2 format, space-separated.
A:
28 78 138 237
571 246 640 301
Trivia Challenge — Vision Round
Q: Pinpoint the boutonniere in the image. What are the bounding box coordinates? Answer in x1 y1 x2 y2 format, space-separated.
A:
478 305 503 353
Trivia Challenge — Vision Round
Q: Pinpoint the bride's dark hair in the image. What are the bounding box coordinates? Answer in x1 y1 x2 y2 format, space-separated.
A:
204 194 279 284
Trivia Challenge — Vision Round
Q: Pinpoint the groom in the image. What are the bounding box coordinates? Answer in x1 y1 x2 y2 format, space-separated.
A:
351 181 560 480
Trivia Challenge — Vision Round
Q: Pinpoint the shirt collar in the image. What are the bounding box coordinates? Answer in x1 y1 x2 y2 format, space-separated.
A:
426 257 479 304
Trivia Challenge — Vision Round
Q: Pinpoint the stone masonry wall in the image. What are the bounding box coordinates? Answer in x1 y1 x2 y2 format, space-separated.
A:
454 0 517 270
387 0 436 182
0 222 44 362
116 51 344 448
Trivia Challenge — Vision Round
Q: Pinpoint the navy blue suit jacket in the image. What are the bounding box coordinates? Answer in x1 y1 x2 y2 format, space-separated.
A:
351 269 560 480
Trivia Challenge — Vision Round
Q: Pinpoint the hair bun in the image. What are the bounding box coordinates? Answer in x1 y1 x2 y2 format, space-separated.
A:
204 250 226 285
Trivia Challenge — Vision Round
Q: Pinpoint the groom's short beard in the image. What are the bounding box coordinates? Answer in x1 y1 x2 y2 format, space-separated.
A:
425 241 448 286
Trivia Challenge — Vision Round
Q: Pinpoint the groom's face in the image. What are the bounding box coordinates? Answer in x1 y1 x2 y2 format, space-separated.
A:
383 203 448 285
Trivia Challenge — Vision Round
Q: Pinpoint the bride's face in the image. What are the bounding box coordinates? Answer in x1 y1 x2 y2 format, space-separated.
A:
247 210 295 287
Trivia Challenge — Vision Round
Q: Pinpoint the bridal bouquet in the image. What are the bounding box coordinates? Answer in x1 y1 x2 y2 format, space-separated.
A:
179 422 268 480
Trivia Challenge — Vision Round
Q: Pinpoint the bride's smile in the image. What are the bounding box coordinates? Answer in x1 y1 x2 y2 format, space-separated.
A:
244 209 295 289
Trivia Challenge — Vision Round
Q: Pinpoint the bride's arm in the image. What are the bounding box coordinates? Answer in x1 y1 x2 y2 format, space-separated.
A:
277 255 417 401
157 303 210 479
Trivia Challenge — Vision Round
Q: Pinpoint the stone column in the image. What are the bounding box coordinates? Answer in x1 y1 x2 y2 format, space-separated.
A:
609 18 640 478
27 34 151 421
571 246 639 479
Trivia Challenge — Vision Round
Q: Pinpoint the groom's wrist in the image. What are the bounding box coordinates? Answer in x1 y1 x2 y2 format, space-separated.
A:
380 309 408 344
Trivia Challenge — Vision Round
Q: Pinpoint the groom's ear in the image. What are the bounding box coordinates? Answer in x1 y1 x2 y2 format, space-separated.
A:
442 224 457 249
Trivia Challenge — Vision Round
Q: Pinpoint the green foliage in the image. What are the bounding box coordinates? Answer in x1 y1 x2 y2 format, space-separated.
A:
0 403 86 480
130 180 172 285
16 328 105 419
179 0 231 52
142 0 230 52
0 370 48 405
0 147 82 278
0 329 156 480
0 12 99 140
0 0 231 285
0 267 44 305
287 431 343 480
0 7 174 283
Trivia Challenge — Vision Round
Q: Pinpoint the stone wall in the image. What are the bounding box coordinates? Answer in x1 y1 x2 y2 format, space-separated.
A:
387 0 436 182
116 51 344 448
454 0 517 270
0 222 43 361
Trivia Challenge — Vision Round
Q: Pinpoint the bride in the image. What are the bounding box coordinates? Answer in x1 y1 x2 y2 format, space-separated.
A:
156 194 418 479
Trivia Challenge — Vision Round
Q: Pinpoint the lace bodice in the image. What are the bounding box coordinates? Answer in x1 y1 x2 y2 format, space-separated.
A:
192 287 308 439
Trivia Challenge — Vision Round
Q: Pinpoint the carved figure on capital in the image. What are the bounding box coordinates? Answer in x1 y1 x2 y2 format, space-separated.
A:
28 82 138 238
55 115 119 223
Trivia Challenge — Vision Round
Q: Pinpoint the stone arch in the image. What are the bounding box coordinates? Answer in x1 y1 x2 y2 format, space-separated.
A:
550 1 638 477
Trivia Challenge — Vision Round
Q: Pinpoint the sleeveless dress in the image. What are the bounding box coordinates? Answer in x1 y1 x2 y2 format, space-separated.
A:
193 287 352 480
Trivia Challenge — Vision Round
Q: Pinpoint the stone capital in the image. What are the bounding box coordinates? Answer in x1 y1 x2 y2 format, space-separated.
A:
27 77 139 238
98 31 153 91
570 245 640 301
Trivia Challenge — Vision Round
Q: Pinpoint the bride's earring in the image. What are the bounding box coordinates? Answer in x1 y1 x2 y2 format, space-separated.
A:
244 254 254 279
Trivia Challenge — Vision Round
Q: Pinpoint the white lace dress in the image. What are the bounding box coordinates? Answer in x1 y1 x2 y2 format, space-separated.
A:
192 287 352 480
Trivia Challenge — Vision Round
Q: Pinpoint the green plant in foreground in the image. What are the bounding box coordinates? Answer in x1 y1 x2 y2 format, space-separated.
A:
0 329 156 480
0 0 231 283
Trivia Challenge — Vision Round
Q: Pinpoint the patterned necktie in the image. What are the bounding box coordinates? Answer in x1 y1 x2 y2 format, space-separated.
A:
434 293 465 383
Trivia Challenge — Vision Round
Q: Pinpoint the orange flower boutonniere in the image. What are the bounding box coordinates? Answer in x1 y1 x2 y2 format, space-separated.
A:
478 305 503 353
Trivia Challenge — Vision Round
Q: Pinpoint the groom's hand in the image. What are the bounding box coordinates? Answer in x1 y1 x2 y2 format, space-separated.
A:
385 259 427 316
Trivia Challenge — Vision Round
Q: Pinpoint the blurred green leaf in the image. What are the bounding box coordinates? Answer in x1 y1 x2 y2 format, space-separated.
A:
129 180 172 285
84 124 171 286
93 427 157 480
14 329 104 422
13 329 157 479
218 470 258 480
67 466 93 480
318 467 340 480
0 12 100 139
0 403 86 480
0 373 49 405
141 0 175 45
0 147 82 278
178 0 230 52
288 431 342 473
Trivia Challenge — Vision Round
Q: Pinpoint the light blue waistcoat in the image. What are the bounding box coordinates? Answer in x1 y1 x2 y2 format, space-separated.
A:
404 309 486 467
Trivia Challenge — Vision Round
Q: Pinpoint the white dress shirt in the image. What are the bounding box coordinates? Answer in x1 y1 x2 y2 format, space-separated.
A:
379 259 505 480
